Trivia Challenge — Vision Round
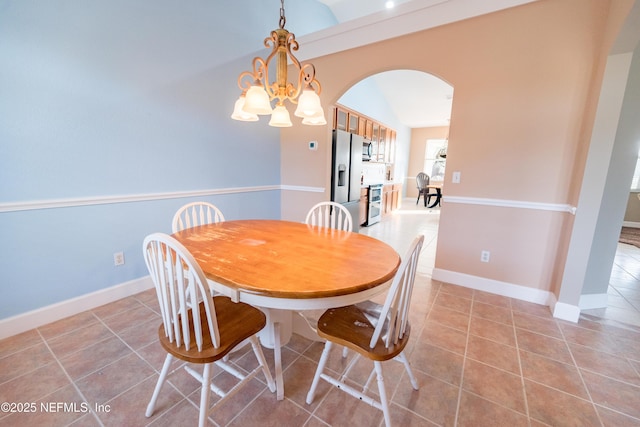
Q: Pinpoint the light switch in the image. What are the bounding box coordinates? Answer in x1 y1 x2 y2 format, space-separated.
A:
452 171 461 184
309 140 318 150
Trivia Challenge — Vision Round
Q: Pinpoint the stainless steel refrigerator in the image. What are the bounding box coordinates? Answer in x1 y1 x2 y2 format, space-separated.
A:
331 129 363 232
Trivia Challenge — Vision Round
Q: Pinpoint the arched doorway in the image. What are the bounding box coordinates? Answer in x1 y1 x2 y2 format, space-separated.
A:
335 69 453 202
332 69 453 256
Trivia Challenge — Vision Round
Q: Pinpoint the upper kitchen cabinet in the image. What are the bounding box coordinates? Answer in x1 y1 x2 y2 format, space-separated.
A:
372 122 379 144
358 118 373 139
378 127 386 163
333 105 396 165
333 107 360 134
335 108 348 131
348 113 359 134
387 130 396 164
332 105 401 217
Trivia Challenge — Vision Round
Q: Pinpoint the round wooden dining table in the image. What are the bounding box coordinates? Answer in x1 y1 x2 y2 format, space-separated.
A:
172 219 401 400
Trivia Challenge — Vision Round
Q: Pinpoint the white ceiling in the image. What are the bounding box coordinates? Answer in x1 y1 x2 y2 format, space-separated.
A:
313 0 525 128
370 70 453 128
318 0 415 23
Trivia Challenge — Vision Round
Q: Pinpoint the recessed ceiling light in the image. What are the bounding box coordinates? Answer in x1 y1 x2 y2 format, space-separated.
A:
385 1 395 9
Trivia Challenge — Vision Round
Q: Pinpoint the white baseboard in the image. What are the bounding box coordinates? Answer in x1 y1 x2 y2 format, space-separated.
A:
578 293 608 310
0 276 153 340
546 292 582 322
432 268 585 323
432 268 554 306
551 301 581 323
622 221 640 228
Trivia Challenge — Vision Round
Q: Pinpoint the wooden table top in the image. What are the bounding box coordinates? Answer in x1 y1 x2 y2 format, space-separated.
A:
172 219 400 300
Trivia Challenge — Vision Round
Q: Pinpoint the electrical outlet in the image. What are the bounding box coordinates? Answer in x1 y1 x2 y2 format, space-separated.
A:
114 252 125 266
480 250 490 263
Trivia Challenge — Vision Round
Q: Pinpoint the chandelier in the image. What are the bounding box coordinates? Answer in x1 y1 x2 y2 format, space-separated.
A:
231 0 326 127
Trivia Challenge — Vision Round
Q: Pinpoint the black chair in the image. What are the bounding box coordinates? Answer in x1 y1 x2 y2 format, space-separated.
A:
416 172 436 207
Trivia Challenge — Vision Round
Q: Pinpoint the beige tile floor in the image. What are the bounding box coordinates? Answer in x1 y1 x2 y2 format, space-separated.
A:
2 200 640 426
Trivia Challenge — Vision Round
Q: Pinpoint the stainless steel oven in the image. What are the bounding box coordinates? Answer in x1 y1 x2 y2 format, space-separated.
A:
367 184 383 225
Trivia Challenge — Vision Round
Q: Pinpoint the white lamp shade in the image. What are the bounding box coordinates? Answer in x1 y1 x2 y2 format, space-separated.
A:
231 96 259 121
294 88 323 118
302 110 327 125
269 104 293 127
243 85 273 115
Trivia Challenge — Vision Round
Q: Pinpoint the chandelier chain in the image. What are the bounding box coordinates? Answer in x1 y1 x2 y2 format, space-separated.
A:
279 0 286 29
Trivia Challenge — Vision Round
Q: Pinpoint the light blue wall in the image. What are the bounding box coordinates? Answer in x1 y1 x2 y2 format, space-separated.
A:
0 0 336 319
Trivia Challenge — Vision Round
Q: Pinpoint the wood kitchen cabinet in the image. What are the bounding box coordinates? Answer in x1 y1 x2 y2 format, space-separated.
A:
334 108 348 131
359 187 368 225
372 122 379 141
333 105 396 165
387 131 396 164
381 184 402 216
392 184 402 210
348 113 359 134
378 127 387 162
358 118 373 139
382 184 393 216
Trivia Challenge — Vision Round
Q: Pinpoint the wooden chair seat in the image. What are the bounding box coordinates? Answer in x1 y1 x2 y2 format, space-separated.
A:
159 296 266 364
316 301 410 362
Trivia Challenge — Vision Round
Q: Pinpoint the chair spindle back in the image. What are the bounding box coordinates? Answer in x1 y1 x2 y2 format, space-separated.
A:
305 201 353 232
370 235 424 348
172 202 225 233
143 233 220 351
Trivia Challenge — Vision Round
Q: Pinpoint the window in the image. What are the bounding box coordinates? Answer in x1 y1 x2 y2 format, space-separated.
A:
632 154 640 190
424 139 447 182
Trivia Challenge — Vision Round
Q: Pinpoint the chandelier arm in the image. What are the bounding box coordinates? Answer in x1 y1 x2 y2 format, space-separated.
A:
261 32 283 100
252 56 268 80
309 78 322 96
254 56 281 101
301 63 319 89
288 63 322 103
285 33 301 70
263 31 280 67
237 71 257 92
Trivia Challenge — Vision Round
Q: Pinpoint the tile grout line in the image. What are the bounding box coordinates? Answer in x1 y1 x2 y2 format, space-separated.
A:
558 320 605 427
451 285 470 427
35 327 106 427
508 298 532 425
84 310 185 425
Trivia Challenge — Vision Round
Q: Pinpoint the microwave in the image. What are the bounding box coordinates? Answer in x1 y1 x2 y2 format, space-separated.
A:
362 141 372 161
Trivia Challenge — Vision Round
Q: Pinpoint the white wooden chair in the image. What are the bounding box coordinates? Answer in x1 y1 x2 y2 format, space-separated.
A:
302 201 354 352
172 202 225 233
143 233 275 427
306 235 425 427
305 201 352 231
